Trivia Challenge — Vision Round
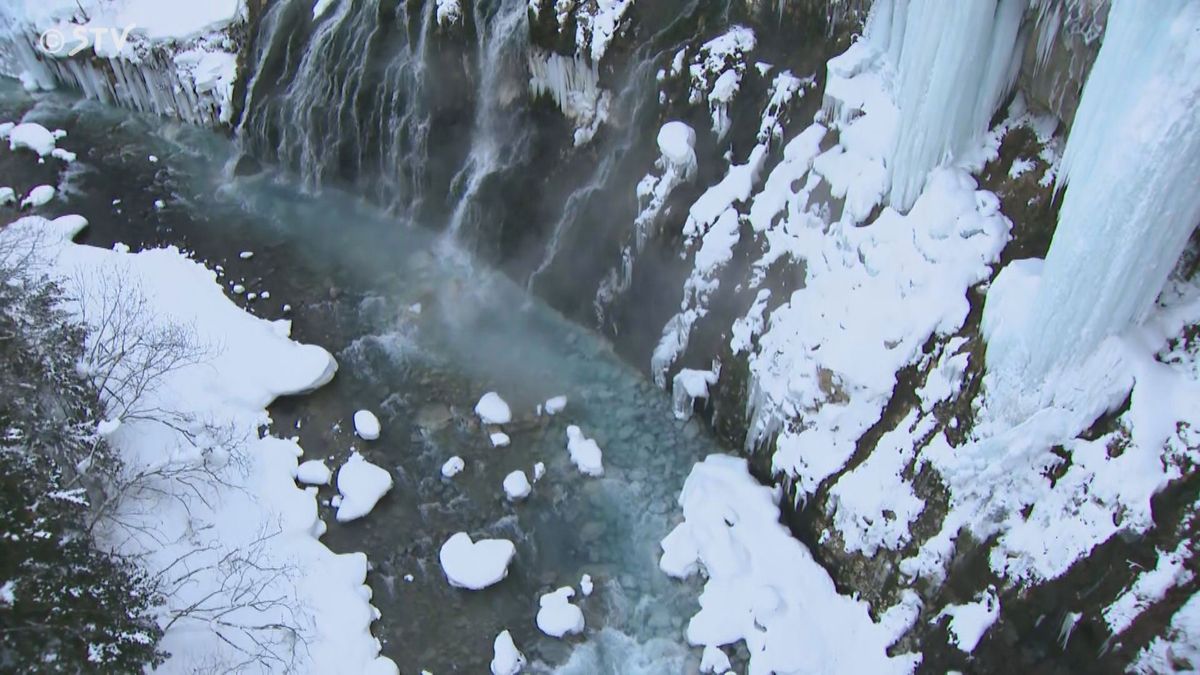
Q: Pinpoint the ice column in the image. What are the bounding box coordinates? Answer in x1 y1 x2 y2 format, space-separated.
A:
985 0 1200 417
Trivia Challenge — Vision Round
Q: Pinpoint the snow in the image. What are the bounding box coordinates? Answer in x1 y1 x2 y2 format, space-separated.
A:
20 185 56 208
0 187 14 205
543 395 568 415
935 588 1000 653
700 645 731 673
353 409 381 440
296 459 332 486
984 0 1200 422
671 367 718 421
441 456 465 478
439 532 516 590
580 573 593 596
435 0 462 25
566 0 635 64
656 121 697 171
565 425 604 476
503 470 531 501
659 455 919 673
533 462 546 481
95 418 121 435
1133 592 1200 674
8 122 57 156
335 451 393 522
490 431 511 448
1105 541 1194 636
687 27 757 139
0 0 241 41
536 586 585 638
0 214 393 673
490 630 526 675
475 392 513 425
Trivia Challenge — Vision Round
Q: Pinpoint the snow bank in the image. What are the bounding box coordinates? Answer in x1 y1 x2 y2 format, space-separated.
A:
335 451 393 522
660 455 918 673
565 425 604 476
439 532 516 590
490 630 526 675
0 215 393 673
475 392 513 425
537 586 585 638
503 470 531 501
353 409 381 440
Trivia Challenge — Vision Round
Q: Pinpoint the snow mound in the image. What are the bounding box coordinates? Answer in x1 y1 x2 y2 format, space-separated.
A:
490 431 511 447
7 122 56 156
657 122 697 174
441 456 465 478
353 409 381 440
335 452 393 522
543 395 568 415
537 586 585 638
296 459 332 486
660 455 918 673
475 392 512 425
936 588 1000 653
503 470 531 501
439 532 515 590
20 185 55 209
490 630 526 675
580 573 594 596
565 425 604 476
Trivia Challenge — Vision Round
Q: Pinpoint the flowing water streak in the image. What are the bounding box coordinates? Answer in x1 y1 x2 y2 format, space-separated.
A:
444 0 533 239
238 0 436 214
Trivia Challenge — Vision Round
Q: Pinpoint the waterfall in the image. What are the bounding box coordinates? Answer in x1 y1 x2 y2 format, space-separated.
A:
983 0 1200 420
444 0 532 238
238 0 437 215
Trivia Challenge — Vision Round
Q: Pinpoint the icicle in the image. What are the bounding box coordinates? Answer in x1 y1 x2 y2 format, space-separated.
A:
984 0 1200 420
870 0 1026 210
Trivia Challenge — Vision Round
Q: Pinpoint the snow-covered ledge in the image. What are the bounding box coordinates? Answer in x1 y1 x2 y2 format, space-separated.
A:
0 0 244 127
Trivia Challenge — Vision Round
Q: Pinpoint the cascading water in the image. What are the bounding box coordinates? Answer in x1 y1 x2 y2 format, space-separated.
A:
238 0 438 215
444 0 533 238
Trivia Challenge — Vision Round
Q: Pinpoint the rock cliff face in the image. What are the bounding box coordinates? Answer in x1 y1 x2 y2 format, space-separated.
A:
12 1 1200 671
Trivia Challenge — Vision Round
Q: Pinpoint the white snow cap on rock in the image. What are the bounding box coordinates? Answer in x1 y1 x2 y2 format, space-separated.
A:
475 392 512 425
537 586 585 638
0 187 14 205
657 121 697 176
8 123 56 156
296 459 332 485
335 452 393 522
543 395 568 415
490 630 526 675
439 532 516 590
490 431 511 447
20 185 55 209
354 409 381 440
503 470 532 501
565 425 604 476
441 456 465 478
580 573 593 596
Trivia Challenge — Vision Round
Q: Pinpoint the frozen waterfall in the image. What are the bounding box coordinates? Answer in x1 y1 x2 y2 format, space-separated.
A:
984 0 1200 420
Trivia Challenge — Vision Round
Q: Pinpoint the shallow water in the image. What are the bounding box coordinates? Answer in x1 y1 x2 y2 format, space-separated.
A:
1 82 726 673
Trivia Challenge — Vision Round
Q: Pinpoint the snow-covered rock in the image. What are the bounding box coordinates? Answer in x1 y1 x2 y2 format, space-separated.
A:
580 573 593 596
335 452 393 522
490 431 511 448
503 470 531 501
536 586 585 638
439 533 516 590
296 459 332 486
475 392 512 425
20 185 55 208
656 121 697 174
7 122 56 156
543 395 568 415
441 456 465 478
0 187 14 205
490 630 526 675
565 425 604 476
353 409 381 440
